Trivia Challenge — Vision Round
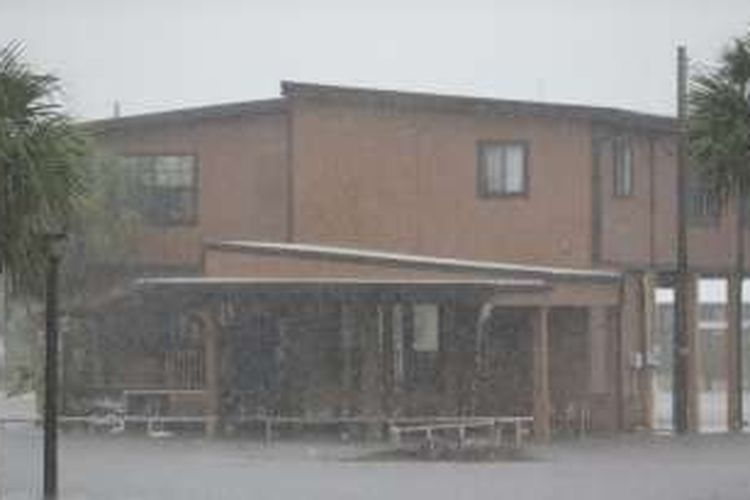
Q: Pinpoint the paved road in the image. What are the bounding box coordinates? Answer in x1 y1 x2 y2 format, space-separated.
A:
3 424 750 500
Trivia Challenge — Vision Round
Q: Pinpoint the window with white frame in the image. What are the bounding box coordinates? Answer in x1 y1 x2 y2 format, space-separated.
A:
478 142 528 196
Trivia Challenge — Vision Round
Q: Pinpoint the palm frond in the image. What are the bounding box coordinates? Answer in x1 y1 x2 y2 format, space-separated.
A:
0 40 87 292
688 33 750 205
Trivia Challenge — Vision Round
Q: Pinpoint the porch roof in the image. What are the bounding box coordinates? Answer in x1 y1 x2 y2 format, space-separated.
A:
205 240 621 284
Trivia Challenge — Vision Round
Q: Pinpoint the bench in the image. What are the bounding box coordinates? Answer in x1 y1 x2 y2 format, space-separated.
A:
389 416 533 453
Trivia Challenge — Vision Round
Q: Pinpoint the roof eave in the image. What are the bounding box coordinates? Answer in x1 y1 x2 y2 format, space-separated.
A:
281 81 676 134
206 240 622 284
81 98 287 134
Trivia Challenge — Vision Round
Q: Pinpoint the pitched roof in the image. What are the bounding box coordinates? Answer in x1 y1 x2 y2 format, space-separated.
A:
83 81 675 134
84 98 285 133
281 81 676 133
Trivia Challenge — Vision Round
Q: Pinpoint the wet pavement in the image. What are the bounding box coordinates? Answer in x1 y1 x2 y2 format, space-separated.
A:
3 423 750 500
3 393 750 500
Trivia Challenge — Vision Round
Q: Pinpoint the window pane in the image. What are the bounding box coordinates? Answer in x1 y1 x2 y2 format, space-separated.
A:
480 143 526 196
687 171 721 221
484 146 504 194
623 146 632 194
504 145 525 193
615 139 633 196
177 188 196 221
413 304 439 352
154 156 194 187
119 154 197 225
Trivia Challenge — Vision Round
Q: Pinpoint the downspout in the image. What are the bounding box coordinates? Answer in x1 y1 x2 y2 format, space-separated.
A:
591 125 604 265
284 95 295 243
648 137 657 267
469 302 494 416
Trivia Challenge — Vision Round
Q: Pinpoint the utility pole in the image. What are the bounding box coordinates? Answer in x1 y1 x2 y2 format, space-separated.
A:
43 234 64 499
673 45 690 434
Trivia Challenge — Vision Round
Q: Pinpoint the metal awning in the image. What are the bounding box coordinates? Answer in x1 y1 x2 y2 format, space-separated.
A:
205 240 621 283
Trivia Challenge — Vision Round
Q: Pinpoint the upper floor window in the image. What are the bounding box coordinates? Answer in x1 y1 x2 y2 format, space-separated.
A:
121 155 198 226
689 189 722 223
687 170 721 224
613 137 633 197
478 141 528 197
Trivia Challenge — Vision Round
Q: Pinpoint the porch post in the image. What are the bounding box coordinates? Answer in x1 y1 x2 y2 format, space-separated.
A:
587 305 610 430
202 312 221 438
380 305 395 417
360 304 383 438
438 301 456 415
638 273 656 430
340 303 355 416
727 273 742 431
532 306 551 441
685 273 700 432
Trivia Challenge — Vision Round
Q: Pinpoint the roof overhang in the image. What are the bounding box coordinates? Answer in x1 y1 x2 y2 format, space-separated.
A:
281 81 676 134
82 98 286 133
80 81 676 135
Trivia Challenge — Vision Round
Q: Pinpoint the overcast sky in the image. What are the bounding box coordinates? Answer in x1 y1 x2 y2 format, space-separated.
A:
3 0 750 121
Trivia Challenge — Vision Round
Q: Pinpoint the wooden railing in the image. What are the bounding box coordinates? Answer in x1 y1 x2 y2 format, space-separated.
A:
1 414 533 449
164 349 204 390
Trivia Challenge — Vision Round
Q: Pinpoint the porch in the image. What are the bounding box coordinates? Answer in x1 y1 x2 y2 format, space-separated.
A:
64 275 622 441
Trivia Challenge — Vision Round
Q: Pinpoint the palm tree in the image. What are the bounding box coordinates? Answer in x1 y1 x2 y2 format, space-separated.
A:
0 40 87 291
689 32 750 431
61 149 145 301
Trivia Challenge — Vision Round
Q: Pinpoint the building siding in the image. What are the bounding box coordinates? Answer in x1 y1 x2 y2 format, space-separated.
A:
598 127 748 272
291 99 593 268
91 83 750 276
96 111 289 268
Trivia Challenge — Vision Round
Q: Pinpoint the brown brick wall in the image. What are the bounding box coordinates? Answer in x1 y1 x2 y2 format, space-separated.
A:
96 111 289 268
97 93 749 276
599 130 745 272
291 100 594 268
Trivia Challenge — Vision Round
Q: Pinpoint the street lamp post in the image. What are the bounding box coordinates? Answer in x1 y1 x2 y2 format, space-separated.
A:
673 45 690 434
43 233 65 500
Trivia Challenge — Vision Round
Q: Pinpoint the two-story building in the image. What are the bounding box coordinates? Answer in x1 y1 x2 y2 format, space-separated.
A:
71 82 747 438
